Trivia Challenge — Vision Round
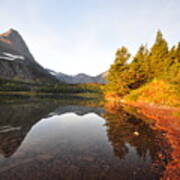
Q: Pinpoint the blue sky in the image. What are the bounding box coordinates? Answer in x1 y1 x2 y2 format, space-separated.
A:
0 0 179 75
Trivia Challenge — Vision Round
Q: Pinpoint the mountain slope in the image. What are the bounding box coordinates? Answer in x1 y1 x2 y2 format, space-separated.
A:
0 29 57 83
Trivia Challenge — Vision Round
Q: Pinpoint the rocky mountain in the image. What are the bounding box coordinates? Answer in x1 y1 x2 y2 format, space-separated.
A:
47 69 107 84
0 29 57 83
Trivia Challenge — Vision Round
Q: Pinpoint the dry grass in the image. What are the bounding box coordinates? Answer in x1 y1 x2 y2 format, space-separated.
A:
124 79 180 107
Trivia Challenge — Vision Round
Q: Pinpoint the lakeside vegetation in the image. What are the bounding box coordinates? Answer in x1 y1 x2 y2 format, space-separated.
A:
124 79 180 107
103 31 180 107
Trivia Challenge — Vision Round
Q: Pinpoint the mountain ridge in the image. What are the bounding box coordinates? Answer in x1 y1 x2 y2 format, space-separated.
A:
47 69 107 84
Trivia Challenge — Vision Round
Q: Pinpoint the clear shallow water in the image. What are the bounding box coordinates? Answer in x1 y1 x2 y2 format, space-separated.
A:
0 100 168 180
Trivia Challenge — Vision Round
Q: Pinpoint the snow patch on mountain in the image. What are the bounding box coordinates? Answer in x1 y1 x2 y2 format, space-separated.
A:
0 52 24 61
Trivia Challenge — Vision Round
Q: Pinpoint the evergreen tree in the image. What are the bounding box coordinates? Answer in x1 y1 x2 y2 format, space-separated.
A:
105 47 130 96
148 31 169 78
166 42 180 83
128 45 149 88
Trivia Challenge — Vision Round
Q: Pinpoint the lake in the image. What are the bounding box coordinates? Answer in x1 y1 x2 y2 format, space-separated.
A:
0 98 170 180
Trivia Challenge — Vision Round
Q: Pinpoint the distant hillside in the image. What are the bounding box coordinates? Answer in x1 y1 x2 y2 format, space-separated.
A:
47 69 107 84
0 29 57 83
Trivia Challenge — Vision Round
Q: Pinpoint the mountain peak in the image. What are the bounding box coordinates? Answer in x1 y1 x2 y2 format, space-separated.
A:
0 28 37 64
0 28 18 37
8 28 19 35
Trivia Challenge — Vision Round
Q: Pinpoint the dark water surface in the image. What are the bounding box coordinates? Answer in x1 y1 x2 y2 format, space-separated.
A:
0 98 169 180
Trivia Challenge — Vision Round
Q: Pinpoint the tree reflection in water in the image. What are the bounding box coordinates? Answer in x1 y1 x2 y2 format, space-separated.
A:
104 102 171 179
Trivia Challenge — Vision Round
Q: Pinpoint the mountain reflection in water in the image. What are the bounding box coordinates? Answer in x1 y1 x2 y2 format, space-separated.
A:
0 99 169 180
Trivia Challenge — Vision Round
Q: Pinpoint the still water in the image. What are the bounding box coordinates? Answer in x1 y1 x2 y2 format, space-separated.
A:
0 99 169 180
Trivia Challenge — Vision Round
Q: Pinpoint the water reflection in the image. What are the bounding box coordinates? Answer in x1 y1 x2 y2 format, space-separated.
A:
0 101 59 158
0 99 169 180
49 105 105 116
104 104 169 179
